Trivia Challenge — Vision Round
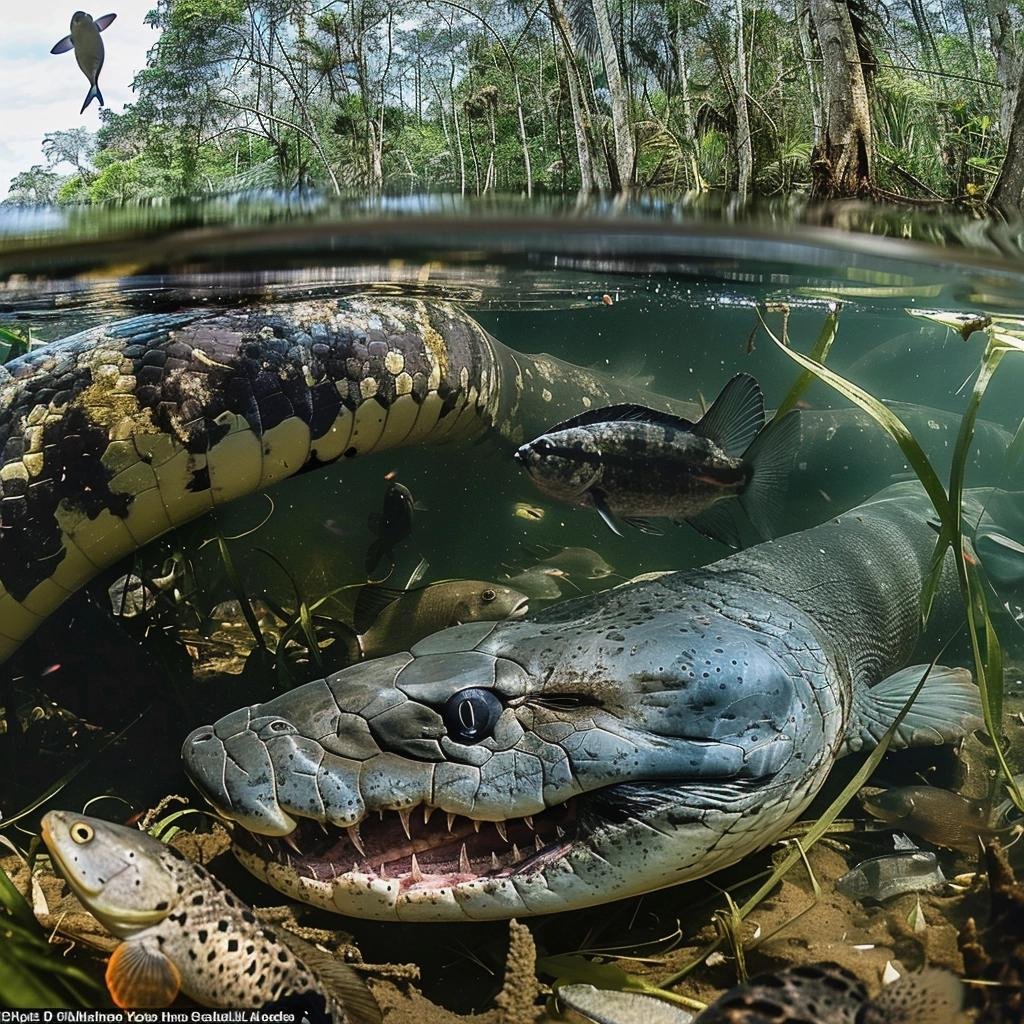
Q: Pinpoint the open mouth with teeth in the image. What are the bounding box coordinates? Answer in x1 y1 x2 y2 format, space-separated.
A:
233 799 579 891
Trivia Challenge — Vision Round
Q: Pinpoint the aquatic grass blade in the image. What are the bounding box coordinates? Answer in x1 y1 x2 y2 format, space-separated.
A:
216 536 266 651
756 310 951 527
0 864 35 930
538 953 706 1012
773 303 840 420
255 547 324 675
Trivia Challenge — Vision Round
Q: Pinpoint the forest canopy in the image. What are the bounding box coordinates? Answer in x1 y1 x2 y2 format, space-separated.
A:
8 0 1024 207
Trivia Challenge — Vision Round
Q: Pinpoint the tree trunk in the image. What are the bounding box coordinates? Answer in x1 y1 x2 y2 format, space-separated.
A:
592 0 634 189
796 1 822 139
991 65 1024 209
808 0 873 198
734 0 753 195
988 0 1020 140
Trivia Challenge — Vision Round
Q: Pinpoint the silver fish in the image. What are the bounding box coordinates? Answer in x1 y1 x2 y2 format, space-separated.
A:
50 12 117 114
41 810 380 1020
837 850 946 903
513 373 800 547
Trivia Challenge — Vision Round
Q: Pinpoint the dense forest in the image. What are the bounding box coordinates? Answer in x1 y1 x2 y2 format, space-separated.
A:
9 0 1024 207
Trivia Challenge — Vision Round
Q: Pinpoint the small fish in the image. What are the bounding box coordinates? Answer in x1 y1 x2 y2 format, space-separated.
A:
861 785 995 854
513 501 546 521
837 850 946 903
506 567 564 601
41 811 380 1020
353 580 529 658
526 545 615 580
696 962 963 1023
51 12 117 114
108 562 179 619
365 479 415 577
513 374 800 547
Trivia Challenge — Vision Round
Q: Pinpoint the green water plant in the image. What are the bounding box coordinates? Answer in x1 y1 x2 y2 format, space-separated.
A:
758 305 1023 811
0 326 30 365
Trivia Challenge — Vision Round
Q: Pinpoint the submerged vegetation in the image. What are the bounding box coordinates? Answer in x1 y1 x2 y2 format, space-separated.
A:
11 0 1024 206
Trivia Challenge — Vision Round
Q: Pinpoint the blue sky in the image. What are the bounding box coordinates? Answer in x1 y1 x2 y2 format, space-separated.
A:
0 3 158 197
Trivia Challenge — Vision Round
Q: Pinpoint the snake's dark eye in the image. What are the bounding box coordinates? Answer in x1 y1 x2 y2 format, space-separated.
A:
442 688 503 744
481 589 496 603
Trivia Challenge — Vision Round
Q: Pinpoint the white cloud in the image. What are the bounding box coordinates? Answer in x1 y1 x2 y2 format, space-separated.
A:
0 3 158 196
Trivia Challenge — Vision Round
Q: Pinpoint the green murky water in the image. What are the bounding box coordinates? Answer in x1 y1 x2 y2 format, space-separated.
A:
2 200 1023 1012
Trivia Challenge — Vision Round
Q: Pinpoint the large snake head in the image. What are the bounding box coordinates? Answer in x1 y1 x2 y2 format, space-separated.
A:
182 576 842 920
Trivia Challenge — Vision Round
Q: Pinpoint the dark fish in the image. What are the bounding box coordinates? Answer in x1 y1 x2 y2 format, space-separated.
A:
696 962 962 1023
50 12 117 114
513 374 800 547
861 785 995 853
365 480 415 576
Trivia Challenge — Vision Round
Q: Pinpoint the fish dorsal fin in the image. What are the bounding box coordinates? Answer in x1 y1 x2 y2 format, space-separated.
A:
865 967 963 1023
353 585 406 634
277 931 383 1024
50 34 74 54
692 373 765 456
105 939 181 1009
544 403 694 434
95 13 117 31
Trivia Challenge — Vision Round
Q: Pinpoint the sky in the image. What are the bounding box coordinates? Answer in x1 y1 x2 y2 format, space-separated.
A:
0 3 158 198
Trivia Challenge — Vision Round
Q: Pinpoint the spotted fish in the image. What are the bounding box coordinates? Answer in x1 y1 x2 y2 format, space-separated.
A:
513 373 801 547
41 810 381 1020
560 964 963 1024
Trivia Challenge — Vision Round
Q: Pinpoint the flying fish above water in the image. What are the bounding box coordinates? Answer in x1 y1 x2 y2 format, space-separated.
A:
514 373 800 547
51 12 117 114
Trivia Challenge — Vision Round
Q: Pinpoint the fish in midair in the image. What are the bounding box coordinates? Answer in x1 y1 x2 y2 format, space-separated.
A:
353 579 529 658
513 373 801 547
365 479 415 577
860 785 996 854
51 12 117 114
41 810 381 1020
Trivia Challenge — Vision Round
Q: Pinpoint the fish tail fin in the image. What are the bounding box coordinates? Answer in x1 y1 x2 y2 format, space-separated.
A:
80 82 102 114
738 410 802 540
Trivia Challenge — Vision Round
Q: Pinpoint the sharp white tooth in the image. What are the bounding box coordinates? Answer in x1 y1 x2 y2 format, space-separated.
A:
286 853 293 868
410 853 423 883
446 813 456 832
423 806 435 825
283 833 302 854
310 865 320 880
491 851 500 871
399 807 413 840
512 843 522 863
380 862 387 878
524 816 534 830
459 843 471 873
473 819 481 832
352 862 359 874
534 835 544 852
494 821 508 842
318 822 329 835
556 825 566 838
346 825 366 856
377 809 384 821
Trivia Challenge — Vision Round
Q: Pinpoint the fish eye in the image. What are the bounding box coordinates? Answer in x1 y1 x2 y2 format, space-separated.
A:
481 589 496 603
442 688 503 744
537 439 555 454
70 822 94 845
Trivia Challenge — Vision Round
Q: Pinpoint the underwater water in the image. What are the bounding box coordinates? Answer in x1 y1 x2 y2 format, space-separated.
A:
1 201 1023 1018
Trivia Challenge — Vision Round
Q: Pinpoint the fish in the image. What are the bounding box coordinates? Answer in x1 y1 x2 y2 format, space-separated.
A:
836 850 946 903
505 567 564 601
513 501 546 521
50 12 117 114
353 580 529 658
524 545 616 580
861 785 995 854
513 373 800 547
40 810 381 1020
365 479 414 577
695 962 963 1024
